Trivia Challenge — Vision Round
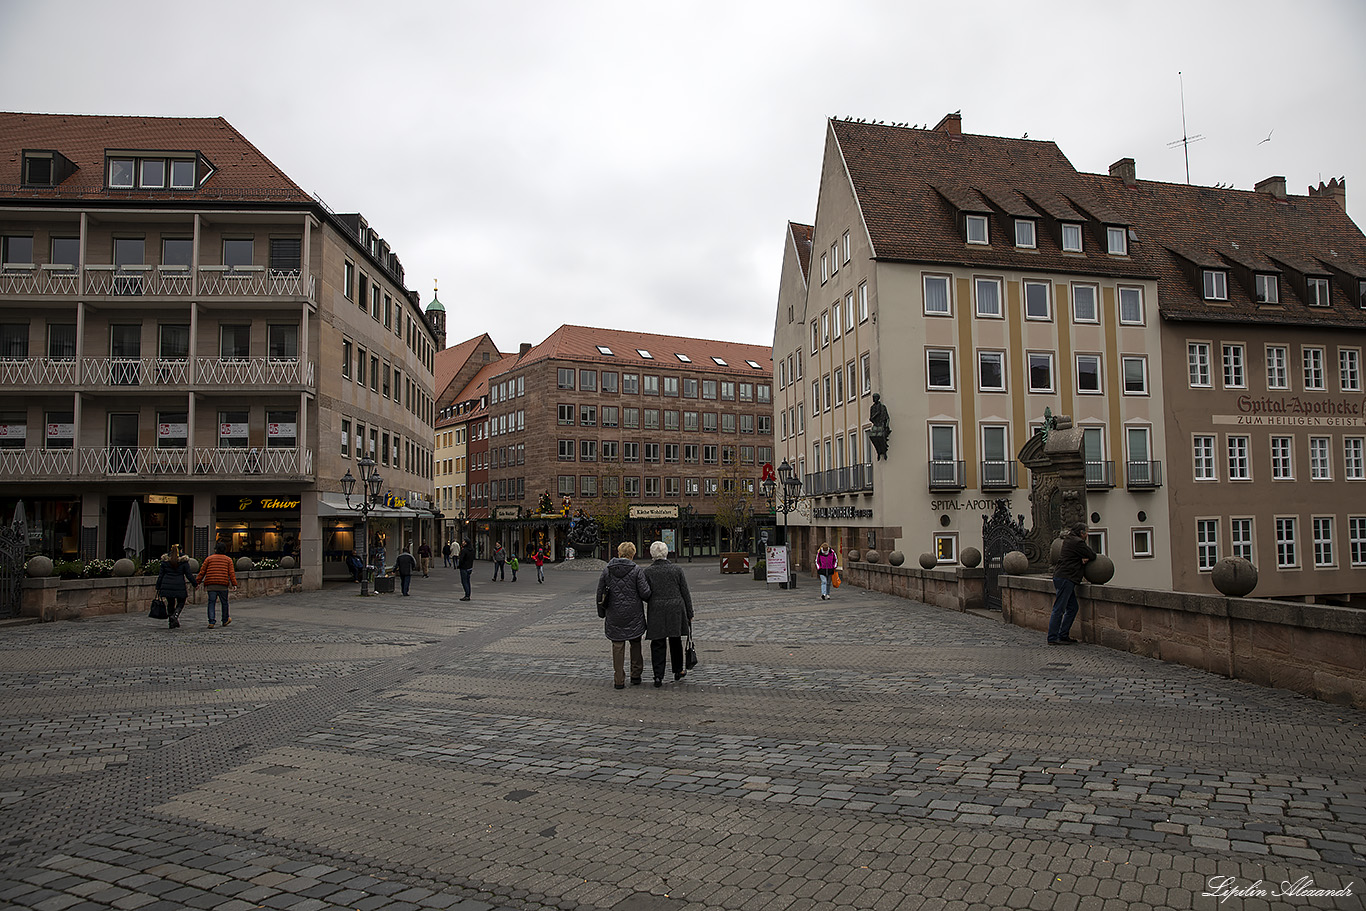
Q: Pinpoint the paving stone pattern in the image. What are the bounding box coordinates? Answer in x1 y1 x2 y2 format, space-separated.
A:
0 566 1362 911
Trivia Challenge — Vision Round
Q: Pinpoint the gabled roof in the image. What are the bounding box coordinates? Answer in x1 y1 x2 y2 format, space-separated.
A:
0 112 310 203
434 334 502 401
497 325 772 376
788 222 813 285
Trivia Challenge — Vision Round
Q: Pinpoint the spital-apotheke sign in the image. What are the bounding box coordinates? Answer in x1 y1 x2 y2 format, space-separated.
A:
1212 395 1366 428
217 496 301 512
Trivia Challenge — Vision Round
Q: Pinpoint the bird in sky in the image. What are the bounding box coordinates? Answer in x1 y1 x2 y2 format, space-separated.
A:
1259 130 1273 145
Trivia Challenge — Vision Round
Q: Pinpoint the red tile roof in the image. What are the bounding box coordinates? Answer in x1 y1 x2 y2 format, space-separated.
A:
434 334 500 399
0 112 310 203
497 325 772 376
789 222 813 285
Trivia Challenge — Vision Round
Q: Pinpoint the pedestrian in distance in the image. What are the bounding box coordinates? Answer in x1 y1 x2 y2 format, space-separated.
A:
196 542 238 628
492 542 506 581
457 538 474 601
1048 522 1096 645
393 546 418 596
508 553 519 581
533 546 546 583
643 540 693 686
442 541 452 568
418 542 431 577
155 545 197 630
597 541 650 689
816 542 838 600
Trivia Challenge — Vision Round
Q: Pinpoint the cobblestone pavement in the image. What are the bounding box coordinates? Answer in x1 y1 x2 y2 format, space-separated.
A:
0 563 1361 911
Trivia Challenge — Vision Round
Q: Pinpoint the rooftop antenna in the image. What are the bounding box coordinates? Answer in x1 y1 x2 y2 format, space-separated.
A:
1167 71 1205 184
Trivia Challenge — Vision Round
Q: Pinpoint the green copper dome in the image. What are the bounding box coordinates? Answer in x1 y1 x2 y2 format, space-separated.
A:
425 280 445 312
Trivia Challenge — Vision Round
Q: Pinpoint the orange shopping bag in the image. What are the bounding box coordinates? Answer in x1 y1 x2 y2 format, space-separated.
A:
832 570 841 588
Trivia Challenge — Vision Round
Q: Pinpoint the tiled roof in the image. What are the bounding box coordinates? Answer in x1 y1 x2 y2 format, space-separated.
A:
0 112 310 203
831 116 1366 328
434 334 498 399
788 222 813 285
1078 174 1366 327
496 325 772 376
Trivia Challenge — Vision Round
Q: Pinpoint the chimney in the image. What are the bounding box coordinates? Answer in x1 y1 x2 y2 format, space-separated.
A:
1254 176 1287 200
933 111 961 136
1308 177 1348 213
1109 158 1137 187
518 342 532 358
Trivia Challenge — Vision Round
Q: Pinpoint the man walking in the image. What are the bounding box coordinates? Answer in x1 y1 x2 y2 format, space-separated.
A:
418 542 431 577
393 546 418 596
491 542 506 581
1048 522 1095 645
196 542 238 628
457 538 474 601
442 541 451 568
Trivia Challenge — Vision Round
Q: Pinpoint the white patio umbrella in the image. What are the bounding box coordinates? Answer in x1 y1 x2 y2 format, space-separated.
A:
11 499 27 542
122 500 145 559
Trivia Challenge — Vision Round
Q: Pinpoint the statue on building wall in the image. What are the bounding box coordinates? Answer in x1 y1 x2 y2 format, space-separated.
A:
868 393 890 460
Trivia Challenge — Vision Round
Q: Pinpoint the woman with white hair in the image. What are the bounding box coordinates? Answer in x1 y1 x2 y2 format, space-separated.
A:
596 541 651 689
642 540 694 686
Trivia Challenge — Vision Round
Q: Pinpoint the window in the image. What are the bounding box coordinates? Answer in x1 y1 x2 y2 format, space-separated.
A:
858 282 869 321
344 261 355 300
1313 516 1335 567
1351 516 1366 566
831 369 844 403
662 375 679 396
1118 286 1144 325
1227 435 1251 480
1107 226 1127 255
223 238 253 270
268 324 298 361
1071 284 1098 323
623 442 640 462
703 412 718 432
1307 277 1330 307
0 323 29 360
579 440 597 462
1346 437 1365 480
220 325 250 360
220 410 248 449
601 440 619 461
1061 223 1083 252
580 405 597 426
1271 436 1294 479
643 374 660 395
50 237 79 271
924 275 951 315
1196 519 1218 571
966 215 988 244
810 320 819 353
579 369 597 391
622 373 640 395
1014 219 1036 249
699 379 716 400
355 347 366 386
1076 355 1102 394
1360 279 1366 309
720 381 735 401
926 349 954 390
934 533 958 563
602 371 619 393
1024 280 1050 320
702 444 718 464
1188 342 1211 387
820 252 828 283
664 443 680 463
861 354 871 395
978 351 1005 392
1255 273 1279 303
108 158 135 188
1341 349 1361 392
683 411 698 432
1266 346 1289 389
1303 347 1325 390
1126 427 1153 484
757 383 771 404
832 301 842 339
974 277 1002 318
1202 270 1228 301
1027 352 1054 393
929 424 958 485
820 311 830 348
1121 356 1148 395
266 410 296 448
1222 344 1245 388
845 291 855 331
981 425 1011 487
558 439 575 461
1131 528 1154 558
1193 435 1216 481
47 324 75 361
623 407 640 429
1230 518 1254 562
645 409 661 430
1310 436 1331 480
558 404 574 425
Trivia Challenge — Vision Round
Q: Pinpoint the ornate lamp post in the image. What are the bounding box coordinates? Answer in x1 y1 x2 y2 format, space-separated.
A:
762 459 803 588
340 456 384 596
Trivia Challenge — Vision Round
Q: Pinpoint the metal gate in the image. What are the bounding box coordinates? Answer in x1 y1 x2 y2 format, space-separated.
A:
982 499 1025 612
0 522 24 619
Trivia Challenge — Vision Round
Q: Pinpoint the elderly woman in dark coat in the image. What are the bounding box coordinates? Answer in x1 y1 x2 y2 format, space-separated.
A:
155 545 197 630
643 540 694 686
596 541 651 689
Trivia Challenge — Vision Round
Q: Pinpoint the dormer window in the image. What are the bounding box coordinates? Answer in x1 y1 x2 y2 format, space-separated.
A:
1358 279 1366 309
596 345 614 355
674 353 691 362
1254 273 1279 304
965 215 988 245
712 356 728 366
1203 269 1228 301
1061 223 1083 252
1307 277 1331 307
140 160 165 189
1106 226 1128 255
1014 219 1036 249
108 158 135 188
106 151 210 190
21 149 76 187
637 349 653 359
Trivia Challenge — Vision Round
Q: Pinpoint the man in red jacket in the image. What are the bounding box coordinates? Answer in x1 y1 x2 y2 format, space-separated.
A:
196 542 239 628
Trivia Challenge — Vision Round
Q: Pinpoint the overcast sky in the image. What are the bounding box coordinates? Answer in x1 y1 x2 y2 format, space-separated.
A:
4 0 1364 354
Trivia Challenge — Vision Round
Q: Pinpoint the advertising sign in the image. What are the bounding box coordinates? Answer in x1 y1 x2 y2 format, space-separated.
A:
629 504 679 520
766 545 789 584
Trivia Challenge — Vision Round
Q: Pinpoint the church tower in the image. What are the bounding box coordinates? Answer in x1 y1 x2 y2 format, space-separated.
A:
425 280 447 350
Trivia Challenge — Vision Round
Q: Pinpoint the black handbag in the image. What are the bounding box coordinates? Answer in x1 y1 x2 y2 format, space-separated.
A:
149 597 168 620
685 634 698 670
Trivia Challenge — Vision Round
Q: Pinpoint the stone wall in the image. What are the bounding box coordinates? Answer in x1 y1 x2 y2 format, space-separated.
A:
1000 575 1366 708
20 570 303 622
842 562 985 613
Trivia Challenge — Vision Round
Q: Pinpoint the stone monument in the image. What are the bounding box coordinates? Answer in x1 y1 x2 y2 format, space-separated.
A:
1015 410 1089 572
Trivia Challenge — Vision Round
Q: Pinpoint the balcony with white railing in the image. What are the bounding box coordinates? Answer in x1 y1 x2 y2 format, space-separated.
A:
0 265 80 296
193 447 313 477
0 264 315 304
0 447 77 478
0 357 78 386
195 356 314 388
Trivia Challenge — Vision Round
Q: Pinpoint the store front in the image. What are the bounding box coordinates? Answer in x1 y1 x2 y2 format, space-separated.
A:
0 496 83 558
214 494 301 563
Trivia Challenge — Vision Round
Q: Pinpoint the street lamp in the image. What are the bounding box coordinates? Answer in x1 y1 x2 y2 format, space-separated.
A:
340 456 384 596
762 459 803 588
679 504 696 562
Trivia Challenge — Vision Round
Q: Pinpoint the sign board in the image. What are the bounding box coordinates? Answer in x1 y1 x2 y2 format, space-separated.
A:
217 496 301 512
629 504 679 520
46 422 74 440
146 494 179 505
494 506 520 520
661 528 676 553
766 545 789 584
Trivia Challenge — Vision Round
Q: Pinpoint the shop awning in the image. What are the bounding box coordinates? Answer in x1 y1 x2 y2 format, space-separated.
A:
317 493 431 520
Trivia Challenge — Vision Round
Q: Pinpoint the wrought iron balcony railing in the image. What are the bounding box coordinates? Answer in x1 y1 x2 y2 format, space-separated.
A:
980 459 1018 490
802 463 874 497
1126 460 1164 490
928 460 967 491
1086 460 1116 489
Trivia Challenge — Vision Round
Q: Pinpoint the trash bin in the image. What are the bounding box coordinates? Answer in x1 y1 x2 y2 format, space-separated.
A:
373 575 395 593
